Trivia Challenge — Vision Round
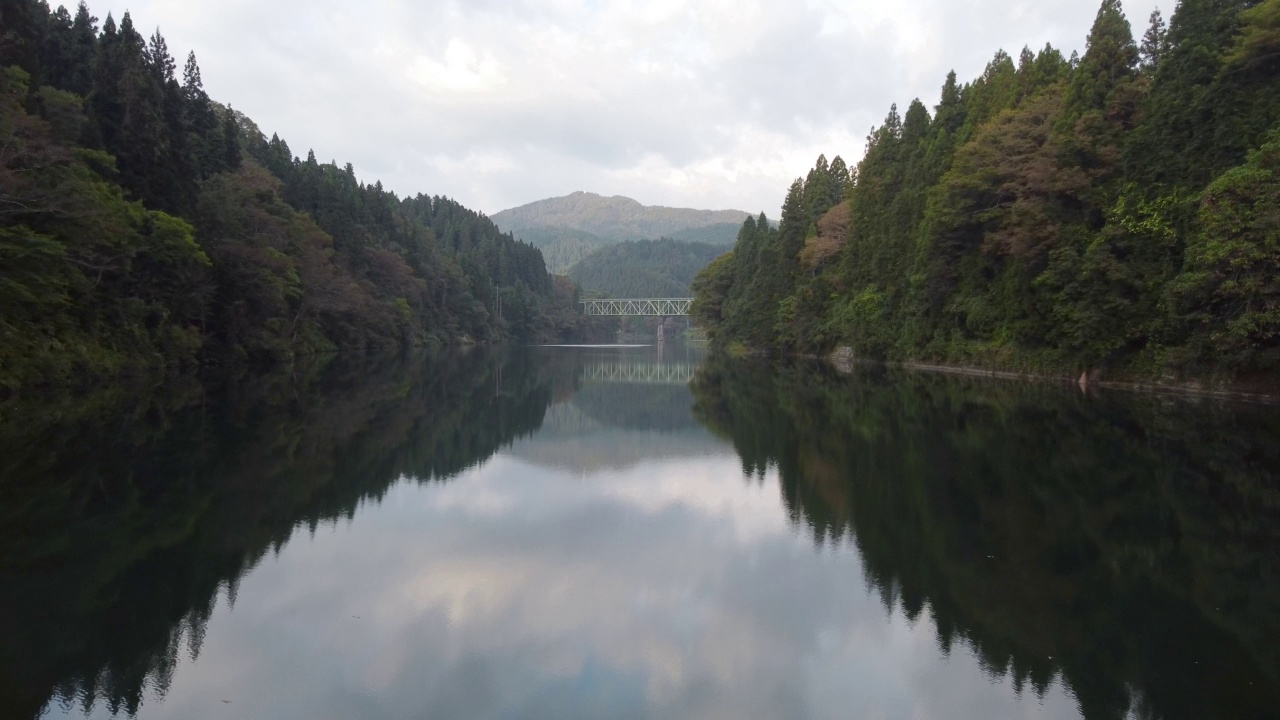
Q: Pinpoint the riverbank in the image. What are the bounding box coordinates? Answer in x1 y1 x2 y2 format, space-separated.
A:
828 347 1280 404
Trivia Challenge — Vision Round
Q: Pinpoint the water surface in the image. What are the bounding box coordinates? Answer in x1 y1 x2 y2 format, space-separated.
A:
1 346 1276 720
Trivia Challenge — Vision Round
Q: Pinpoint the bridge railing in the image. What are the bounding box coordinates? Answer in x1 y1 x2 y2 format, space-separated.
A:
580 298 693 316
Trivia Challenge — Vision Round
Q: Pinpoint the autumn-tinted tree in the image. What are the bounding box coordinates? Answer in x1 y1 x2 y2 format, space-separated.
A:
694 0 1280 383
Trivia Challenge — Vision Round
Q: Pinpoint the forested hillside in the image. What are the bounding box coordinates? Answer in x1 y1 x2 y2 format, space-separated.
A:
569 238 725 298
0 0 592 392
493 191 750 241
668 223 741 246
501 225 612 273
493 191 749 272
693 0 1280 383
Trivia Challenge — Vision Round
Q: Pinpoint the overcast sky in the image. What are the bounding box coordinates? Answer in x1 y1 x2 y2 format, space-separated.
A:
118 0 1162 216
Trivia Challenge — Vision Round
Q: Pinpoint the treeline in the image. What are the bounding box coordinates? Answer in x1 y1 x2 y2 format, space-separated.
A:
569 237 726 298
693 0 1280 381
0 0 592 392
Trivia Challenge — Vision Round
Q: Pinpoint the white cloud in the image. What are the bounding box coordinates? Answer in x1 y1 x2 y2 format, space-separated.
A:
406 39 509 93
123 0 1164 216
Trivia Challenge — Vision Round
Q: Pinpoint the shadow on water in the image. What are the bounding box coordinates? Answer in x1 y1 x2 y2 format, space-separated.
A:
0 347 1277 720
691 355 1280 720
0 348 562 720
0 344 708 720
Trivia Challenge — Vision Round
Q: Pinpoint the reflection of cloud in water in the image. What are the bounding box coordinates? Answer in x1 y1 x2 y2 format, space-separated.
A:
92 454 1081 720
505 398 730 473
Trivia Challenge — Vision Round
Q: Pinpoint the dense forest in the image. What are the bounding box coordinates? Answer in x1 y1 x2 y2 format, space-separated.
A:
0 0 601 392
693 0 1280 383
502 224 613 274
666 222 741 246
569 238 725 298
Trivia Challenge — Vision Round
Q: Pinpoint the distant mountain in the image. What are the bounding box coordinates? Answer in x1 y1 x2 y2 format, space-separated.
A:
568 238 727 298
491 192 749 273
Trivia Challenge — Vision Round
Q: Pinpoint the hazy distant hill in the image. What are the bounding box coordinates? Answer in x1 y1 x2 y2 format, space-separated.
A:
569 239 727 298
493 191 751 241
492 192 748 272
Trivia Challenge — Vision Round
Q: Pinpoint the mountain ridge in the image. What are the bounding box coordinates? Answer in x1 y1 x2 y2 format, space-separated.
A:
492 191 751 241
491 191 750 273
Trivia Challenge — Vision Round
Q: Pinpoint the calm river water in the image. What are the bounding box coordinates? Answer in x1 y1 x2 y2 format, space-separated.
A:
1 345 1276 720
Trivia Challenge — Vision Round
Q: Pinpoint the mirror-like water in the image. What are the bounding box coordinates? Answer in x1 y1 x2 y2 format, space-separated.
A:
1 346 1276 720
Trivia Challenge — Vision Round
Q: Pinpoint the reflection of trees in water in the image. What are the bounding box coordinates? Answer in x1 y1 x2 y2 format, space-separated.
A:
528 344 703 433
0 348 553 720
692 358 1280 720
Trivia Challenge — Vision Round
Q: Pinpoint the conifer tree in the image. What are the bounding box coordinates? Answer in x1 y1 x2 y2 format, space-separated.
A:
182 51 224 177
1125 0 1274 188
0 0 47 82
1065 0 1138 116
40 5 75 91
1139 9 1169 71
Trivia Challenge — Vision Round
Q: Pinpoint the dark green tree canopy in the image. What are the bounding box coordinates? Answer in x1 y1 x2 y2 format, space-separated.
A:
692 0 1280 381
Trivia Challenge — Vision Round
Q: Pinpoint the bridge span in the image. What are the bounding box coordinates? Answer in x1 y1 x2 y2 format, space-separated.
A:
580 298 693 317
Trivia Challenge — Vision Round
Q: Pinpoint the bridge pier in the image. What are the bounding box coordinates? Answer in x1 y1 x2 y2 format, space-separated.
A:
657 318 665 342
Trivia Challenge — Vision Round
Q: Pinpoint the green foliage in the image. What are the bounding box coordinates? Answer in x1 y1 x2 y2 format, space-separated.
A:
1 0 586 391
1172 135 1280 370
1140 9 1171 70
0 64 211 389
503 224 611 273
694 0 1280 383
667 222 742 246
1225 0 1280 68
1063 0 1139 118
1126 0 1280 190
690 252 734 340
569 237 725 298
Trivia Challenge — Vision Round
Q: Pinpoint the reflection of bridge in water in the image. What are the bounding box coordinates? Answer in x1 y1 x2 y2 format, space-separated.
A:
580 361 697 385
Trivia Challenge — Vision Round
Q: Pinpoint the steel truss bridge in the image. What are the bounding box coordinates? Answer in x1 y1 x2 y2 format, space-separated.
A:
581 361 697 385
581 298 693 316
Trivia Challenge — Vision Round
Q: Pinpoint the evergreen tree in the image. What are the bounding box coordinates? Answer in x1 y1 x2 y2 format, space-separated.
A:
0 0 582 389
182 51 224 177
1126 0 1279 189
1225 0 1280 69
1064 0 1139 117
692 0 1280 382
1171 135 1280 370
1139 9 1169 70
221 105 242 170
0 0 47 82
66 1 98 96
